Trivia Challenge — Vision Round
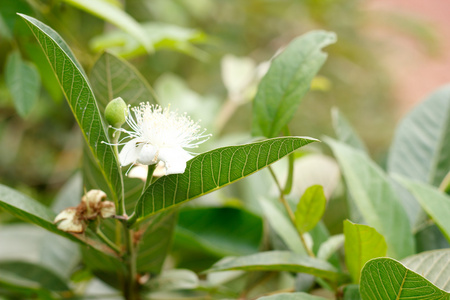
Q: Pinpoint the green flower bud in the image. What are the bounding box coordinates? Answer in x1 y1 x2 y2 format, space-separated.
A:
105 97 128 127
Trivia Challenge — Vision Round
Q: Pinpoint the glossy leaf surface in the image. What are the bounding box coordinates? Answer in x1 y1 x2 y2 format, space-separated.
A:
19 14 122 203
252 31 336 138
133 137 317 224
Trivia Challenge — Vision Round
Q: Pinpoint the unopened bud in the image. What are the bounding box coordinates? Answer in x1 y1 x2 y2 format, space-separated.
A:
82 189 107 219
105 97 128 127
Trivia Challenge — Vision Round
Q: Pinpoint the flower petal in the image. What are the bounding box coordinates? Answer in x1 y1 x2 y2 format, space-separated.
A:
119 138 141 166
137 144 158 165
158 148 193 175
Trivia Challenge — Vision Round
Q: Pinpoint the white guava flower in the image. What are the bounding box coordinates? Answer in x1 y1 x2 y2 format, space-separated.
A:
54 207 85 233
116 103 210 175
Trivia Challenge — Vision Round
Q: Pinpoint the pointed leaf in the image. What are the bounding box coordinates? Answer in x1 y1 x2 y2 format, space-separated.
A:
326 138 415 259
62 0 153 51
344 220 387 283
252 31 336 138
317 234 344 262
360 258 450 300
395 177 450 242
5 50 40 117
206 251 348 283
295 185 327 233
132 137 318 224
90 51 157 112
19 14 122 203
402 249 450 291
388 85 450 187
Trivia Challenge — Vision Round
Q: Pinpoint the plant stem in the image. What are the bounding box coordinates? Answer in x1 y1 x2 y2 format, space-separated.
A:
96 227 121 255
268 166 315 257
142 164 156 194
122 220 140 300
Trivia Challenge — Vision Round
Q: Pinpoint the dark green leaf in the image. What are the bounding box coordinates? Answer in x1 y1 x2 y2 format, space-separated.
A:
174 207 262 257
206 251 348 283
344 220 387 283
5 50 40 117
326 138 415 259
0 261 70 292
19 14 123 204
295 185 326 233
136 210 177 274
132 137 318 224
388 85 450 187
343 284 361 300
90 51 157 112
402 249 450 291
252 31 336 138
360 258 449 300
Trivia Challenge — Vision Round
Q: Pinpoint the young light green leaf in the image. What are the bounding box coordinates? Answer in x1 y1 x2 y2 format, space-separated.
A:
295 185 327 233
19 14 122 204
5 50 40 117
344 220 387 284
395 177 450 242
146 269 199 291
331 107 368 153
0 261 70 292
388 85 450 187
62 0 152 52
131 137 318 225
205 251 347 283
252 30 336 138
326 138 415 259
259 292 328 300
89 51 157 112
402 249 450 291
136 210 177 274
360 258 450 300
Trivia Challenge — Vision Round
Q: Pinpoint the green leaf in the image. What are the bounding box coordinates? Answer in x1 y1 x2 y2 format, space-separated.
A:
295 185 327 233
62 0 152 52
136 210 177 274
344 220 387 283
90 22 207 60
132 136 318 224
0 261 70 292
0 184 80 244
331 107 368 153
19 14 123 204
326 138 415 259
89 51 157 112
174 207 262 257
395 177 450 243
388 84 450 188
258 292 328 300
206 251 347 283
5 50 40 117
402 249 450 291
146 269 199 291
252 30 336 138
360 258 450 300
260 197 307 255
343 284 361 300
317 234 344 262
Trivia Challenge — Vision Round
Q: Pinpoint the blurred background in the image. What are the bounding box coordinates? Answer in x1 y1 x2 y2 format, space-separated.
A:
0 0 449 205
